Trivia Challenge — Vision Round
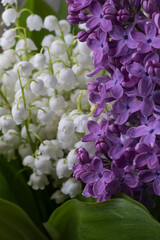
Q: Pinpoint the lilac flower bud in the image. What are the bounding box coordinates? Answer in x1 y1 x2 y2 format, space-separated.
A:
76 148 90 164
102 2 117 20
116 9 130 23
95 137 108 155
141 0 157 15
67 14 79 25
87 82 98 92
145 60 160 78
153 13 160 34
77 30 88 42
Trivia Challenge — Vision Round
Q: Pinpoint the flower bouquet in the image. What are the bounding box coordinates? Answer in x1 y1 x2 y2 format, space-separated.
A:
1 0 160 239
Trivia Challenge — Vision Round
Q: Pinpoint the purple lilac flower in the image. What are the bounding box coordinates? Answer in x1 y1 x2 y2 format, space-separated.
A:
66 0 160 205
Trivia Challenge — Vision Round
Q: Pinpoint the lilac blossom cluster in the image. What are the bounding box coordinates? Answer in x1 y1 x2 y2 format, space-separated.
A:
66 0 160 207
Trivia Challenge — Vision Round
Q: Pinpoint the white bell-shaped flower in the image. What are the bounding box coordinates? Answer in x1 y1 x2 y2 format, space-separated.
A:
41 34 54 47
12 104 27 125
73 114 89 133
18 61 33 77
51 190 68 204
64 33 73 47
18 143 33 159
37 107 56 125
35 155 52 175
1 0 17 6
2 28 16 41
55 20 71 36
3 129 20 147
56 158 72 179
21 124 37 142
61 178 82 198
0 116 17 134
2 8 20 26
34 53 46 69
50 40 66 56
30 78 46 96
26 14 43 31
67 149 77 170
0 37 15 50
58 68 76 91
28 173 49 190
49 95 65 116
23 155 35 169
42 74 58 89
15 38 37 54
44 15 58 31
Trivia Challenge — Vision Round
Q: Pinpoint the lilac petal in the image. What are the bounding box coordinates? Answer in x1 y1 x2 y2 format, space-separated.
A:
94 49 103 64
89 92 102 104
145 22 156 38
148 153 158 169
116 110 129 125
111 84 123 99
88 0 101 15
138 170 156 182
153 177 160 196
129 125 149 138
152 36 160 48
109 145 124 160
115 39 126 56
125 173 138 188
141 98 154 117
138 76 153 97
138 42 152 53
91 157 103 172
82 133 94 142
81 171 97 183
93 178 106 196
127 35 138 49
87 120 100 133
100 118 108 131
135 143 150 153
134 153 150 167
105 80 115 89
86 16 99 29
109 25 124 40
129 100 141 113
100 19 112 32
103 170 114 183
83 183 92 197
130 31 146 42
153 122 160 134
93 105 105 117
142 134 156 145
105 180 119 195
87 38 100 50
127 62 145 77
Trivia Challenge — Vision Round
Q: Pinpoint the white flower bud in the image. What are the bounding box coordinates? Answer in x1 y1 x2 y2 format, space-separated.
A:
44 15 58 31
26 14 43 31
67 149 77 170
39 140 62 160
58 68 76 91
12 104 27 125
58 117 75 136
42 74 58 89
28 173 49 190
37 107 56 125
73 114 89 133
64 33 73 47
49 95 65 116
51 190 68 203
1 0 16 6
34 53 46 69
55 20 71 36
21 124 37 142
30 78 46 96
4 129 20 147
35 155 52 175
72 64 84 76
2 8 20 26
56 158 72 179
50 40 66 56
23 155 35 169
41 34 54 47
2 28 16 41
0 37 15 50
0 116 16 134
18 143 33 159
18 61 33 77
15 38 37 54
61 178 82 198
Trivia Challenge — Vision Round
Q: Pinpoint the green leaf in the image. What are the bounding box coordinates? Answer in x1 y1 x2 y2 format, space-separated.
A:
0 156 43 230
47 197 160 240
20 0 56 50
0 198 49 240
57 0 69 20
